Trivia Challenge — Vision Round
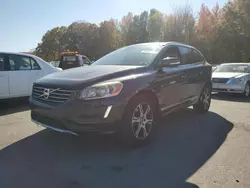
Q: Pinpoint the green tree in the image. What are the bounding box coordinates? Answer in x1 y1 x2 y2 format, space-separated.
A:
195 3 220 63
120 11 149 45
214 1 245 62
35 26 67 61
62 22 100 59
163 4 195 44
148 9 164 41
98 19 122 57
120 12 133 45
138 11 149 43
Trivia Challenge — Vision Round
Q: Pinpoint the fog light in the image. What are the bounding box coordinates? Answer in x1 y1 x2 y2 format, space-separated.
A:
104 105 112 118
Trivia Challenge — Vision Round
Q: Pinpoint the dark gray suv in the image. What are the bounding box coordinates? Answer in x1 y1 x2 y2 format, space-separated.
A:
29 42 212 145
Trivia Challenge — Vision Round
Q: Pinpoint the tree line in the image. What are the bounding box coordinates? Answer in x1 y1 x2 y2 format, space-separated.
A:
34 0 250 64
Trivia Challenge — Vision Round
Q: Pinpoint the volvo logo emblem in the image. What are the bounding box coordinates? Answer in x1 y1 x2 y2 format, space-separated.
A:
43 88 50 99
37 88 60 100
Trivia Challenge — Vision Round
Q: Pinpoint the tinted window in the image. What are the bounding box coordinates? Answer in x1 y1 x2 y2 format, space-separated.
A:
93 44 163 66
179 47 191 64
30 58 41 70
8 55 31 70
179 46 204 64
192 49 205 63
160 46 181 65
0 55 4 71
162 46 180 59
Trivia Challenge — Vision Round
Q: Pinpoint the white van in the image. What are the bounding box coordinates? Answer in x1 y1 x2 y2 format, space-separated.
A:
0 52 62 99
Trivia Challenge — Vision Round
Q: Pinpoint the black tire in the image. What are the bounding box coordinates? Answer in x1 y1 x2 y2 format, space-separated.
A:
193 83 212 113
120 94 157 146
243 82 250 97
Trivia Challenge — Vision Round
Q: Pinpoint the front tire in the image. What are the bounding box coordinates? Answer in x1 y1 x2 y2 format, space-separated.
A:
243 82 250 97
120 95 156 146
193 83 212 113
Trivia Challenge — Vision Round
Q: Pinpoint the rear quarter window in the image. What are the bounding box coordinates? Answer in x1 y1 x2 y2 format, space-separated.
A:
30 58 41 70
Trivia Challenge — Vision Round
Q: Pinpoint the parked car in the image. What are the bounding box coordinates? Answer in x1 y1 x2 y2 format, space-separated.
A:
58 52 91 70
0 52 62 99
29 42 212 145
212 63 250 97
212 65 218 72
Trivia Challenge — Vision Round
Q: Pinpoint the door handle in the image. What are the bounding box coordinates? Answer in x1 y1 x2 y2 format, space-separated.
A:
181 75 187 79
169 81 176 85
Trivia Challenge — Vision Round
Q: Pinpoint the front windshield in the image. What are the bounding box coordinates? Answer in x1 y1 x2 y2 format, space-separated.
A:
215 64 250 73
93 44 163 66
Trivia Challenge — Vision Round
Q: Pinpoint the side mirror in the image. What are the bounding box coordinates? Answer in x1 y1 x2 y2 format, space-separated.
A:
161 56 180 67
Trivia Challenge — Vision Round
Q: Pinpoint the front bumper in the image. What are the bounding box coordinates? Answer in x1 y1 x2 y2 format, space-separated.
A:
29 96 127 135
212 83 245 93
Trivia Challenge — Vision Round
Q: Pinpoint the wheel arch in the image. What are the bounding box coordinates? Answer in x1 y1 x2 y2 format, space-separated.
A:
124 88 160 117
201 80 212 92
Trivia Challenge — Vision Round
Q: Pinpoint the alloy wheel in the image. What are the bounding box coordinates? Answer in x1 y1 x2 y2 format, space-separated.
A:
201 88 211 110
131 102 153 140
245 84 250 97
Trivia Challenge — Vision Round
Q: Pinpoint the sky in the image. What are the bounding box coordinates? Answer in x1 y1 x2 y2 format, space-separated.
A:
1 0 227 52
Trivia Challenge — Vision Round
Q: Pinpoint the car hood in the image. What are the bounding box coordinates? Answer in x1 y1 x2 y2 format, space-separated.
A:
212 72 249 79
35 65 143 89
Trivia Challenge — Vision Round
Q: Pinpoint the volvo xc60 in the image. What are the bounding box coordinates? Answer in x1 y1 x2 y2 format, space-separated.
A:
29 42 212 145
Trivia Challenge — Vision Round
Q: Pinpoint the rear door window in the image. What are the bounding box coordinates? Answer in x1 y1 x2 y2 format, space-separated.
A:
179 46 205 64
191 49 205 63
8 55 32 70
178 46 192 64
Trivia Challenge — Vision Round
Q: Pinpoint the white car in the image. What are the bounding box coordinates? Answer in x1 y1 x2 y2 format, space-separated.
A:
212 65 218 72
212 63 250 97
50 61 60 67
0 52 62 99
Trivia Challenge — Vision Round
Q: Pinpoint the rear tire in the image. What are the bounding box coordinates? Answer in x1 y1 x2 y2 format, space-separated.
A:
120 94 156 146
193 83 212 113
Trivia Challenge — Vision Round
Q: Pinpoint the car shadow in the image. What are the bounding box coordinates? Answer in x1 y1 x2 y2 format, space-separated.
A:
0 97 30 116
212 92 250 103
0 108 233 188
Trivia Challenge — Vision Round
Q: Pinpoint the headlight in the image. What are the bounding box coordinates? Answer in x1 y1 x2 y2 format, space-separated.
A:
233 77 246 84
78 81 123 100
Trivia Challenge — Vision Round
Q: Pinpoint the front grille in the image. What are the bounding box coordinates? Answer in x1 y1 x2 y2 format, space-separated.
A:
212 78 229 83
32 85 72 105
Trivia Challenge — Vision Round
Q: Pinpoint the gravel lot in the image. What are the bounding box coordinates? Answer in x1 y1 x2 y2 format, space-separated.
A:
0 94 250 188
